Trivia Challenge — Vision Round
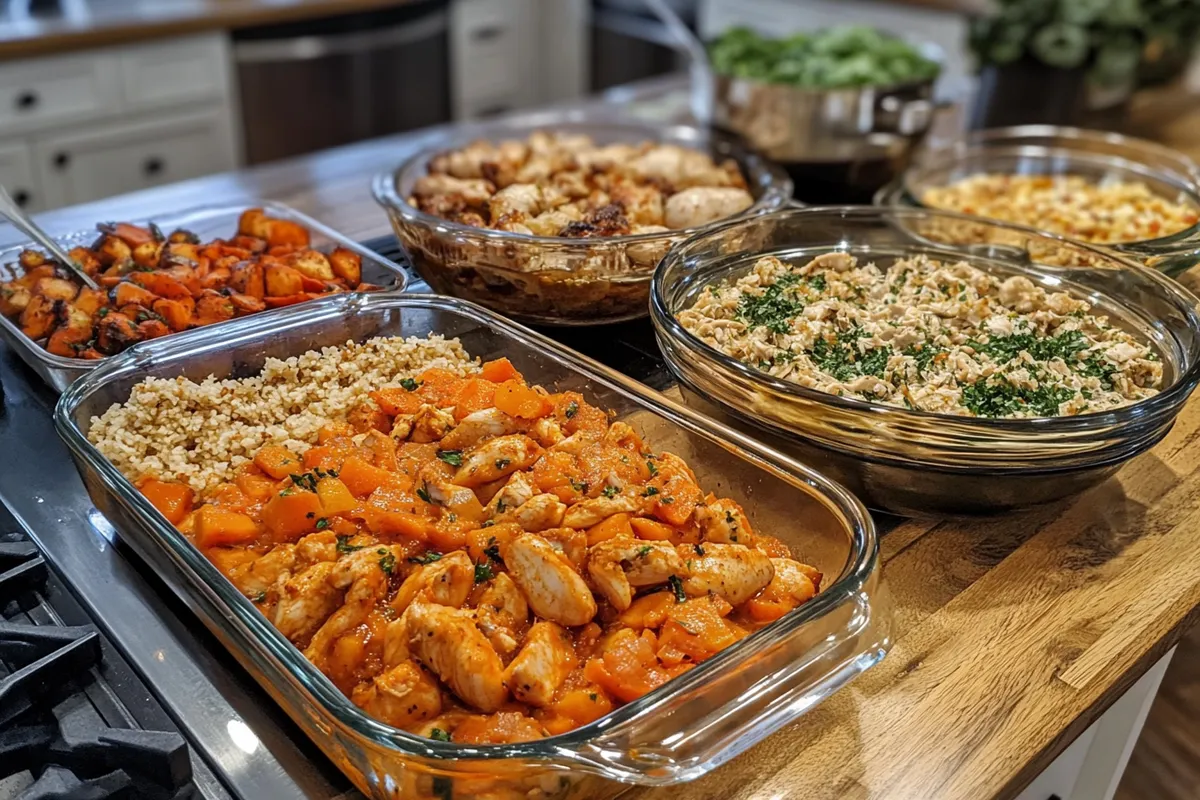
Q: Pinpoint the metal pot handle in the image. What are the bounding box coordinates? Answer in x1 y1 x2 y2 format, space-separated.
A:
869 91 935 137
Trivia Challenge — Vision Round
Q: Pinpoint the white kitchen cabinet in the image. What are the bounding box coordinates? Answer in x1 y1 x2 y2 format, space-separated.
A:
0 141 40 212
33 110 238 209
0 32 239 212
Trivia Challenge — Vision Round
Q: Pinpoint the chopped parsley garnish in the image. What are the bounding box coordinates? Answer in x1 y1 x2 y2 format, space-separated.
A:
668 575 687 603
636 545 652 558
474 561 494 583
960 379 1074 418
437 449 463 467
378 551 396 575
601 485 619 498
287 467 337 493
408 551 443 565
642 486 659 497
251 591 267 603
570 478 589 494
903 343 942 375
564 401 579 419
416 485 433 504
481 519 496 528
645 460 658 477
735 282 805 335
336 535 364 554
810 327 891 382
399 377 421 391
315 517 329 530
968 329 1088 365
429 728 451 742
693 543 705 556
494 458 511 470
483 538 502 563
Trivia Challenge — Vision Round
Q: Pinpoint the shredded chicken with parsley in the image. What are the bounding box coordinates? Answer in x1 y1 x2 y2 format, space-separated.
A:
679 253 1162 418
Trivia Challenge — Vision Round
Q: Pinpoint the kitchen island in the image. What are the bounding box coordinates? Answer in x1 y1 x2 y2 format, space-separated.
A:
2 78 1199 800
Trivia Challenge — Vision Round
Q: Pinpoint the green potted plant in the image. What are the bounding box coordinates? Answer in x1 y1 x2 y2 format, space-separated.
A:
968 0 1200 128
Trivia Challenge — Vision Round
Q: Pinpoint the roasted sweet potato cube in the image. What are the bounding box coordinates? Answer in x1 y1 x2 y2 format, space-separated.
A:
18 249 48 271
15 264 58 289
192 290 236 326
108 281 159 308
163 242 202 265
264 263 304 297
68 247 103 276
283 249 333 281
137 318 171 340
237 209 270 239
0 284 31 317
228 261 265 298
230 235 267 253
130 270 192 300
20 294 60 340
95 311 142 354
152 297 195 331
299 275 328 293
115 303 144 319
264 218 310 249
32 276 78 302
328 247 362 286
73 287 106 316
93 235 132 267
228 292 266 315
200 267 232 290
167 228 200 245
45 305 94 357
132 240 163 268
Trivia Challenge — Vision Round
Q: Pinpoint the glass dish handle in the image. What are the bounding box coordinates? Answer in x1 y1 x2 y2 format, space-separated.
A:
560 591 888 785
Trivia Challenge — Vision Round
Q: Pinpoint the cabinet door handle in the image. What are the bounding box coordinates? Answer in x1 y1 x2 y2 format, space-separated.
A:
471 25 505 42
12 189 31 208
15 91 38 111
53 152 70 170
143 157 164 177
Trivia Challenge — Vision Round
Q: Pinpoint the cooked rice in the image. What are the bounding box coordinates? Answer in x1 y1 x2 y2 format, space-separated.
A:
88 335 478 494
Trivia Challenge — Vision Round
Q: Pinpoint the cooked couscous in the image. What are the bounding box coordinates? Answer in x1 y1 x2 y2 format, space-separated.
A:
88 335 477 494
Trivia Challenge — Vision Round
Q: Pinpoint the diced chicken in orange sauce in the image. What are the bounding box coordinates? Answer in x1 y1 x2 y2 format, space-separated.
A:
141 358 822 742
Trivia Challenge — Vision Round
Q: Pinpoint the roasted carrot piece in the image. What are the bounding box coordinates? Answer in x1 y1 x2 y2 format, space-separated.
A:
130 271 191 300
480 357 521 383
19 295 58 340
230 234 267 253
328 247 362 286
194 505 260 548
73 287 105 316
138 479 195 524
200 267 231 290
261 488 323 541
103 222 155 247
228 293 266 315
494 379 554 419
263 293 321 308
137 319 171 340
158 264 202 296
253 445 302 480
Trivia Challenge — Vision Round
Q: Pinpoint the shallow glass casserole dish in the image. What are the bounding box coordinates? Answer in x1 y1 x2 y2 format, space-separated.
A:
876 126 1200 270
650 206 1200 517
0 202 409 393
372 114 792 326
55 292 888 800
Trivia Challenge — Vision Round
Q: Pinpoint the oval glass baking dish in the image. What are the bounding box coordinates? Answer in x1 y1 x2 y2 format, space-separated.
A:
0 202 409 393
875 125 1200 266
650 206 1200 516
55 292 887 800
372 114 792 325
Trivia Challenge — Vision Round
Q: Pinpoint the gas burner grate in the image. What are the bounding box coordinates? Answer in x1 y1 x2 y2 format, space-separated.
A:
0 531 196 800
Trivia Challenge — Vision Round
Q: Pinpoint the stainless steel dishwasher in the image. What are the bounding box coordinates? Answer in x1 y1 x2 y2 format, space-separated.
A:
233 2 451 165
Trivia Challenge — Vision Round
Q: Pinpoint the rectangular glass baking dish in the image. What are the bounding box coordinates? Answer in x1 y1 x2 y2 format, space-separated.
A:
55 292 888 800
1 201 409 393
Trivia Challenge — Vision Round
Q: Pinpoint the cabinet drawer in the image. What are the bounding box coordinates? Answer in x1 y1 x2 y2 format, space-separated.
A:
0 141 41 213
34 109 236 209
120 34 230 110
0 53 122 135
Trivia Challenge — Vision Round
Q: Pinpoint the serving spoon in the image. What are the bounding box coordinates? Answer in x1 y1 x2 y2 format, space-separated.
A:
0 184 99 290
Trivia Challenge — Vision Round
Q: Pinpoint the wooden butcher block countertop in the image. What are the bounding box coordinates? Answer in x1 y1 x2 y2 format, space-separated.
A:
6 76 1200 800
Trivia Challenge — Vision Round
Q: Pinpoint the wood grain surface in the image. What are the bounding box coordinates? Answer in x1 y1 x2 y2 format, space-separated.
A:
5 75 1200 800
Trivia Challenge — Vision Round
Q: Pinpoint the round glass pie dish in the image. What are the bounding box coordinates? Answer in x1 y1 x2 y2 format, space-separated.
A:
876 126 1200 270
650 206 1200 516
373 114 792 325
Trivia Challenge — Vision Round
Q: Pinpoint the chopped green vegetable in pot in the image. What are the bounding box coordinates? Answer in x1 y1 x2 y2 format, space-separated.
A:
708 26 940 88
